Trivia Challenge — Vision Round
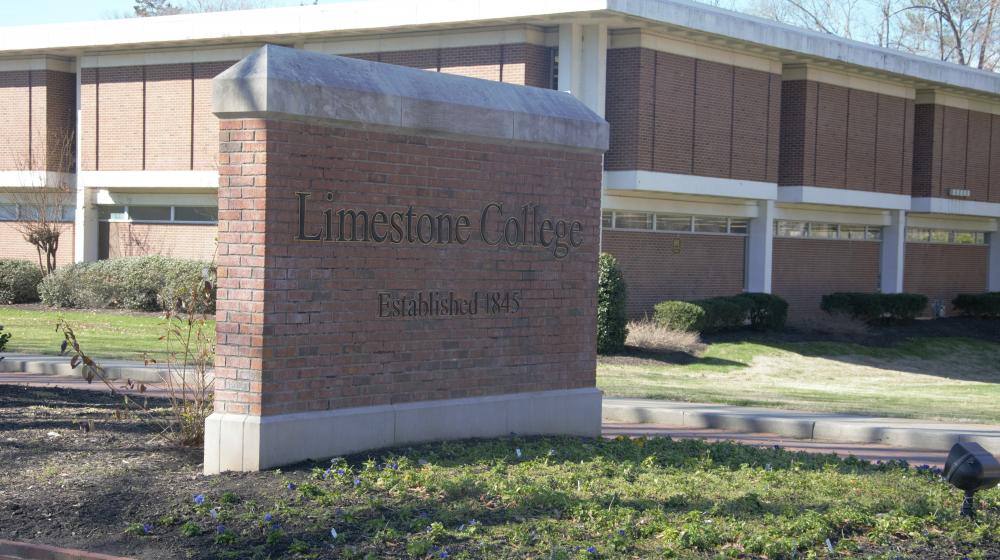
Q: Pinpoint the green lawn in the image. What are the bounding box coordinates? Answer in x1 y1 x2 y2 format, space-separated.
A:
0 307 215 360
599 336 1000 424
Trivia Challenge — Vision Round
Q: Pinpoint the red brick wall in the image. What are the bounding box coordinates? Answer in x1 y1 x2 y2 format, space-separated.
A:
600 230 746 318
99 222 217 261
604 48 780 184
904 243 988 313
772 238 881 318
214 118 601 417
0 222 75 267
0 70 75 172
80 62 236 171
345 44 552 88
913 104 1000 202
779 80 913 195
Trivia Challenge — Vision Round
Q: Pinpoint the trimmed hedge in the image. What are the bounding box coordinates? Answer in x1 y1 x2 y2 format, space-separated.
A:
952 292 1000 318
821 292 928 323
597 253 628 354
39 256 216 312
0 259 43 304
654 293 788 333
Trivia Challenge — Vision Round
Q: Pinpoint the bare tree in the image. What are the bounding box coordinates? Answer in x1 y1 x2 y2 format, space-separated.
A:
131 0 281 16
1 132 76 274
743 0 1000 71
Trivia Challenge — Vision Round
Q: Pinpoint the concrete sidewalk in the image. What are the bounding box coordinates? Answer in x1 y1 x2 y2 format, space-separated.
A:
604 397 1000 454
0 353 207 384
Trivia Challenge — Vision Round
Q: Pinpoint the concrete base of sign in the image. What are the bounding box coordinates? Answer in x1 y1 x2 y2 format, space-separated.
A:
203 388 602 474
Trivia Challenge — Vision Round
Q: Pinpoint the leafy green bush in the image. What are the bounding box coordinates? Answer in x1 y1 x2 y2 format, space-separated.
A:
734 292 789 331
597 253 628 354
653 301 706 332
952 292 1000 318
39 256 215 312
0 325 10 353
0 259 44 304
654 294 781 334
821 292 928 323
698 297 750 332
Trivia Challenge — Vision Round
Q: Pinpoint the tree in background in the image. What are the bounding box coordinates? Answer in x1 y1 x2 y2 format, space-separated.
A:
132 0 276 16
744 0 1000 71
1 132 75 274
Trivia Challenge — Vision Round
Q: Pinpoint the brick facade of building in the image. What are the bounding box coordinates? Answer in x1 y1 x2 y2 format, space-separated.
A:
912 104 1000 202
601 230 746 318
904 243 989 312
772 238 881 318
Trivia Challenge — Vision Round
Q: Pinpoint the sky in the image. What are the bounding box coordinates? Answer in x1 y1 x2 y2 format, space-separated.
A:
0 0 351 27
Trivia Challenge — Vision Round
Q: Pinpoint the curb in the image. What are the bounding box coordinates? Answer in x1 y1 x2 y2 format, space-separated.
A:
0 540 132 560
0 354 212 385
602 400 1000 455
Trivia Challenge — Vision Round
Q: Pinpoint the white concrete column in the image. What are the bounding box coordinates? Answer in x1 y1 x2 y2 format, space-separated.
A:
989 231 1000 292
558 23 606 117
557 23 582 96
580 24 607 118
73 56 98 262
746 200 774 293
880 209 906 293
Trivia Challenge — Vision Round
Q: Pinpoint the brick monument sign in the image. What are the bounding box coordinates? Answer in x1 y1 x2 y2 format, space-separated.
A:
204 45 609 474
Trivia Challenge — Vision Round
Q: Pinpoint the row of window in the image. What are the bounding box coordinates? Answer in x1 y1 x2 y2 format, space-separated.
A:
906 228 987 245
774 220 883 241
601 210 749 235
0 204 76 222
98 205 218 224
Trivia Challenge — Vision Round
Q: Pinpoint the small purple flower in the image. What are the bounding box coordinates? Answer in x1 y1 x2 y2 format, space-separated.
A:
216 524 226 534
587 546 598 555
353 477 361 487
336 468 345 476
431 545 440 552
263 513 272 522
419 511 429 518
271 523 281 530
287 482 297 491
143 523 153 534
439 552 449 559
389 462 398 470
323 469 331 479
617 529 625 536
193 494 205 505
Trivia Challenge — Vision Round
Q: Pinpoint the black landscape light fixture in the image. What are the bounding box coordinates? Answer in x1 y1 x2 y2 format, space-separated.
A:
942 442 1000 517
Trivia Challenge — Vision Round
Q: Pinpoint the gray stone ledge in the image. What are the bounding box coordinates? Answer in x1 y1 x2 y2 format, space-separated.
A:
213 45 609 152
204 387 603 474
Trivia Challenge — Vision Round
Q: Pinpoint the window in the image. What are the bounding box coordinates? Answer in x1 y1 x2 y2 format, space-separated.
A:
0 204 16 221
775 220 881 241
174 206 217 223
728 218 749 235
61 206 76 222
98 205 127 221
128 206 171 222
614 211 652 230
655 214 691 232
602 210 748 236
906 227 987 245
694 216 727 233
776 221 807 238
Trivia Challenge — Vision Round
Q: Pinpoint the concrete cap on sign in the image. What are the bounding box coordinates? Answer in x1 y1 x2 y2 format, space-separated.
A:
213 44 609 152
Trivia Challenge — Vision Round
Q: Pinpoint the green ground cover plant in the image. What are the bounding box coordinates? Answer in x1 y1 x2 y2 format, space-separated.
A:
3 385 998 560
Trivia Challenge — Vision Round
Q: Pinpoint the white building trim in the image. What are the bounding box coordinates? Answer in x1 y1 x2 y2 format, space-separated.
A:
0 171 75 188
307 26 547 56
602 192 760 218
773 205 890 226
81 46 260 69
94 190 218 207
907 214 998 232
604 170 778 201
79 171 219 189
778 186 911 211
610 30 782 74
910 197 1000 218
0 56 74 73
